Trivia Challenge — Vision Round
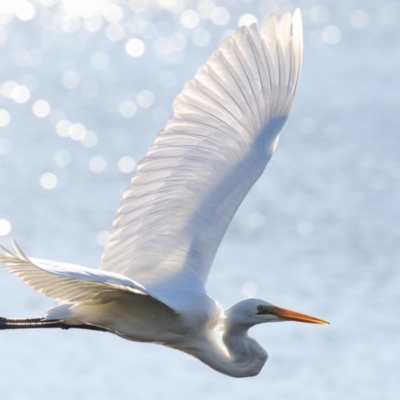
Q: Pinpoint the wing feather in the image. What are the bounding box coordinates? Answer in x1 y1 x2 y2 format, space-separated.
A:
99 10 303 295
0 241 152 304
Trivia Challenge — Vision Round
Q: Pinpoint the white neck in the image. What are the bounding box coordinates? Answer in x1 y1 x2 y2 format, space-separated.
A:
179 327 268 378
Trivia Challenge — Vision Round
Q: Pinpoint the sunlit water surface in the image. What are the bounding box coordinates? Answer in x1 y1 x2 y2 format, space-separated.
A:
0 1 399 399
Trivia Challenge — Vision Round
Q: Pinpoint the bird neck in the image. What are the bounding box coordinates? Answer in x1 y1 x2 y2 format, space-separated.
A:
183 327 268 378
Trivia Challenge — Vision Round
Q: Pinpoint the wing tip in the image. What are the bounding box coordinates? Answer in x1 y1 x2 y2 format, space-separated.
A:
0 238 28 266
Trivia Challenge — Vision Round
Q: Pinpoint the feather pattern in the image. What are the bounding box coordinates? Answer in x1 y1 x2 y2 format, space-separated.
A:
99 10 303 296
0 241 156 304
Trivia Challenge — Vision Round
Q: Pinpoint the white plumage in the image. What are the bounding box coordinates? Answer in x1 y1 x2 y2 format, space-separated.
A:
0 10 327 378
99 10 303 298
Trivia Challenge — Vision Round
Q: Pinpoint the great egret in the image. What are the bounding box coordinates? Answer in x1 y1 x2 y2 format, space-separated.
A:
0 9 327 378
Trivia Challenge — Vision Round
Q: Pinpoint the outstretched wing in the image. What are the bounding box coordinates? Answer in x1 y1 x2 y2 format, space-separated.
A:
100 10 303 294
0 241 165 306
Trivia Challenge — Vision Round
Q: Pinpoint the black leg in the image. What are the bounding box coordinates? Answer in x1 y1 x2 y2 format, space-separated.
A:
0 316 107 332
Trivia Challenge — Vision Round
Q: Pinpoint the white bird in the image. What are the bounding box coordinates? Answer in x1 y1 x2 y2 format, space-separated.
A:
0 9 327 378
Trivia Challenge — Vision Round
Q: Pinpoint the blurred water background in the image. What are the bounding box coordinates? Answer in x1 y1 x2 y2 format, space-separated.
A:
0 0 399 399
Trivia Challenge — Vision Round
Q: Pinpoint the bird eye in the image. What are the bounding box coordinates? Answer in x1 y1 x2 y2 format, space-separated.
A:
257 305 264 312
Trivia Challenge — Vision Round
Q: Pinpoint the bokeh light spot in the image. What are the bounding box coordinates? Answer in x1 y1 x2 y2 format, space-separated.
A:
180 9 200 29
106 23 124 41
69 123 86 141
350 9 369 29
0 109 11 127
1 81 18 98
32 100 51 118
0 219 11 236
198 0 216 19
119 100 137 118
54 149 72 167
103 4 123 23
125 38 145 57
118 156 136 173
192 28 210 47
169 32 187 51
310 5 330 24
12 85 30 103
379 7 398 24
84 15 103 32
62 0 107 18
61 15 81 33
96 230 109 247
238 14 257 27
322 25 341 44
211 7 230 26
40 172 58 190
15 0 36 21
56 119 72 137
0 138 12 154
82 131 98 148
137 90 155 108
242 282 258 297
62 71 81 89
89 156 106 173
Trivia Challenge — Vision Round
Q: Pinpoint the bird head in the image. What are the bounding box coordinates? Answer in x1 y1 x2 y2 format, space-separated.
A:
224 298 328 331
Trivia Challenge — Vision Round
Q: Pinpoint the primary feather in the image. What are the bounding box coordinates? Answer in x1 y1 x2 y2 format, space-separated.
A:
99 10 303 298
0 241 152 303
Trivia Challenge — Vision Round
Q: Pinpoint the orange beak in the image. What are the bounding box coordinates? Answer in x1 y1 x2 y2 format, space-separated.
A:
273 306 329 325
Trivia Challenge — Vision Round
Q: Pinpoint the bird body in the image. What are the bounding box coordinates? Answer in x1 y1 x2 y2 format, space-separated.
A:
0 9 328 378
